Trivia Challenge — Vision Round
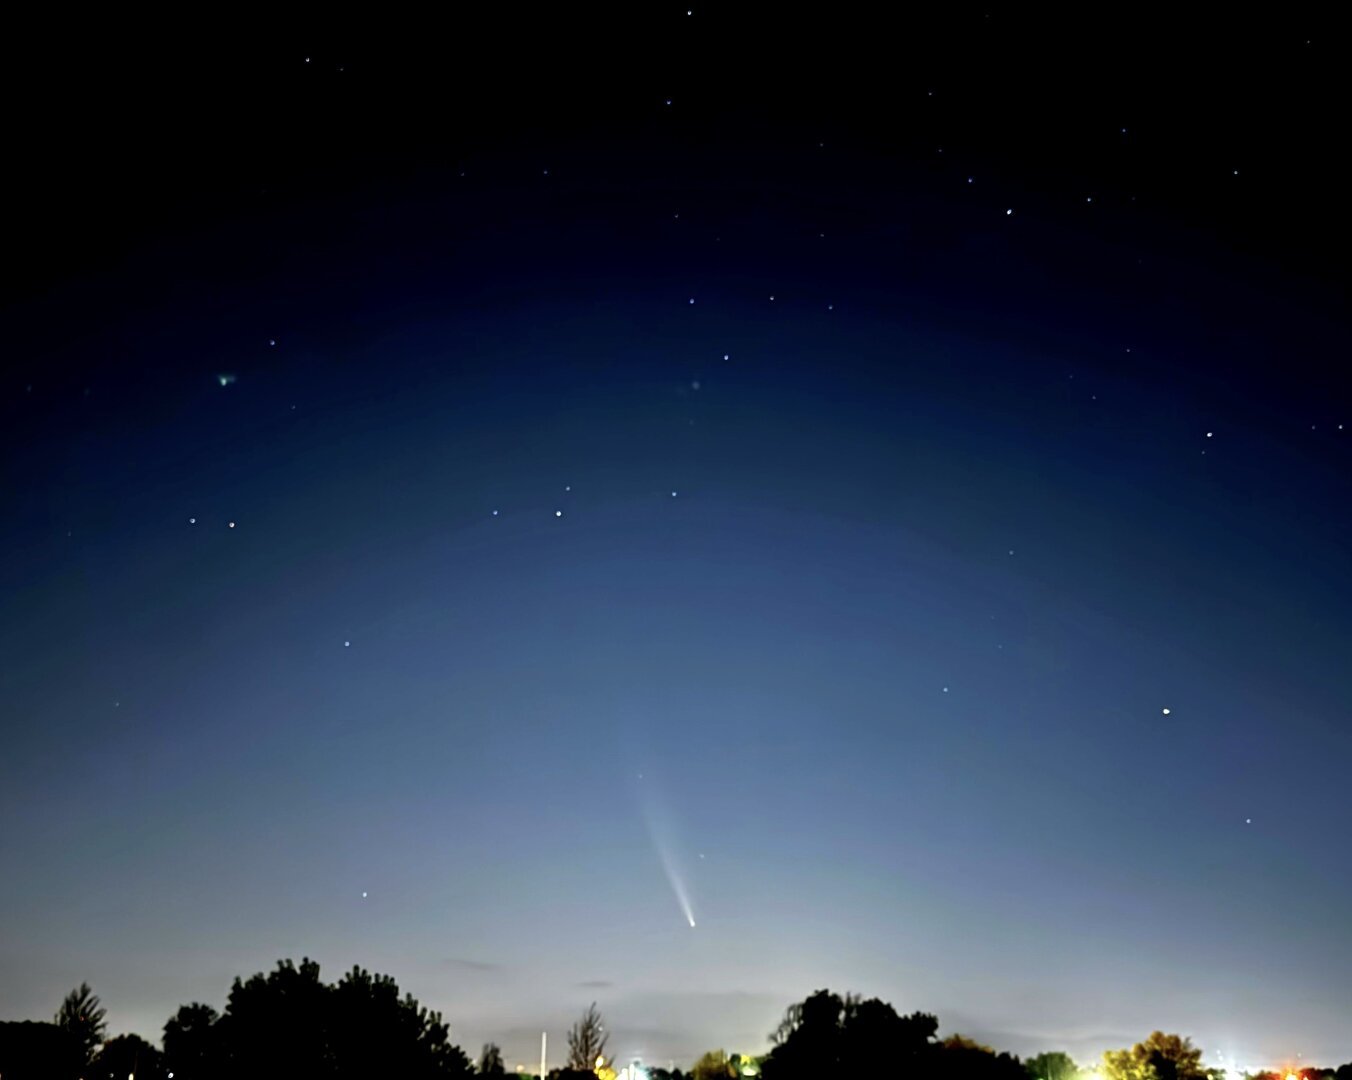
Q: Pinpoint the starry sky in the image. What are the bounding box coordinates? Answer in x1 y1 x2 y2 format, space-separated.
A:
1 6 1349 1072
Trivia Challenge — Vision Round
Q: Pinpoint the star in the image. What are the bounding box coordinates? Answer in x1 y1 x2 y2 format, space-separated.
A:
268 338 276 346
228 521 236 528
188 517 196 525
689 297 695 304
722 354 729 360
1162 707 1171 715
691 380 700 390
671 491 678 497
491 510 499 516
344 641 350 647
1206 432 1213 438
1005 208 1013 216
1245 818 1252 824
555 510 563 518
942 686 949 693
361 891 368 898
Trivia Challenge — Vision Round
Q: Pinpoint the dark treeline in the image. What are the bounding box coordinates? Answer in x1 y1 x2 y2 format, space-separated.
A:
2 963 1350 1080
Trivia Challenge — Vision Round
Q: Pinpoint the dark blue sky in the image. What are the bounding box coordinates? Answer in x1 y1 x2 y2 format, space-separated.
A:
1 6 1349 1071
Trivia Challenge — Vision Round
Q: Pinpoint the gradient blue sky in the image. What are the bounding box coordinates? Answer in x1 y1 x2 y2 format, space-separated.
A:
1 7 1349 1072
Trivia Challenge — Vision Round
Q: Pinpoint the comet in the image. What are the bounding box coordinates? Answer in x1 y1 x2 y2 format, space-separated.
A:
636 772 698 929
654 839 697 928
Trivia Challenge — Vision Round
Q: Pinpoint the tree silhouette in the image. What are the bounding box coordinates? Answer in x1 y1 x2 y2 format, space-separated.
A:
939 1034 1026 1080
163 1002 221 1080
761 989 844 1079
217 957 331 1076
1103 1033 1216 1080
566 1002 610 1071
54 982 107 1065
479 1041 507 1076
1027 1051 1082 1080
329 965 473 1078
0 1020 84 1080
90 1033 167 1080
692 1049 738 1080
842 996 937 1077
212 957 472 1079
762 990 939 1080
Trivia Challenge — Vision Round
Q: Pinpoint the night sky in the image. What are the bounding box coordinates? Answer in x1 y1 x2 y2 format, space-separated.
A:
2 6 1349 1072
